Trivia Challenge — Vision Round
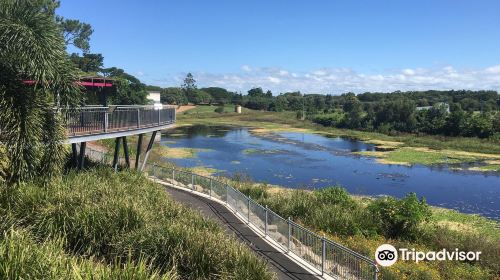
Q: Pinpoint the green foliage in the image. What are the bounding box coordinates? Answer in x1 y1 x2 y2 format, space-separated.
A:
0 169 274 279
201 87 234 104
101 67 148 105
368 193 431 240
60 18 93 53
69 53 103 73
312 112 345 126
0 0 81 184
314 186 354 206
214 105 225 113
161 87 187 105
0 229 173 280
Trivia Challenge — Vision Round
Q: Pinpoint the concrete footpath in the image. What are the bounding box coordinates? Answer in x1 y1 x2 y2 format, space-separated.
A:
164 186 320 280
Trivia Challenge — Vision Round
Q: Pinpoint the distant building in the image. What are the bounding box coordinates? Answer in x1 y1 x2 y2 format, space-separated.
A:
147 91 161 104
416 102 450 113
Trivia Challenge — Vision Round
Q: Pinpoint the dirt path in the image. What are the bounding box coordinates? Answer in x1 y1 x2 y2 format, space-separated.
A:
176 105 196 113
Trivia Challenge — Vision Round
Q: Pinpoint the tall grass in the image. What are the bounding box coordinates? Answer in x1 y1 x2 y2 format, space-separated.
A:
0 229 173 280
0 168 274 279
227 176 499 280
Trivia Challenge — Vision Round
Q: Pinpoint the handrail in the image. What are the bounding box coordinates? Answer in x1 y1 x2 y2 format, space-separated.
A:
153 164 378 280
59 106 176 137
82 147 378 280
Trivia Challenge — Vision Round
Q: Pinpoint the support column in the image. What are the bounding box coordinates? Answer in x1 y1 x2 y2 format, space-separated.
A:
122 136 130 168
140 131 157 171
135 133 144 170
112 137 122 171
71 143 78 168
78 142 86 170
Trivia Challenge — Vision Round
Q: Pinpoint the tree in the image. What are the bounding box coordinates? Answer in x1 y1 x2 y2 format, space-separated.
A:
202 87 235 104
0 0 81 184
248 87 265 97
33 0 93 53
69 53 103 73
161 87 188 105
101 67 148 105
60 19 93 53
182 73 198 103
342 94 364 129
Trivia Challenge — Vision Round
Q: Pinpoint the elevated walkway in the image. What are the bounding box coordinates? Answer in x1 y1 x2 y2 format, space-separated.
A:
62 106 175 143
63 105 175 170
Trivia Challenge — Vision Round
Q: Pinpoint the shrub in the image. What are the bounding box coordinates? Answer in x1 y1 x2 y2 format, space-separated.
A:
214 106 224 113
312 112 345 127
314 186 354 207
368 193 431 240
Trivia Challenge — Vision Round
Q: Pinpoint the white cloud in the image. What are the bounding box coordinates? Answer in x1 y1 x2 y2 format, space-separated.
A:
268 76 281 84
485 65 500 74
150 65 500 94
241 65 252 72
402 69 415 76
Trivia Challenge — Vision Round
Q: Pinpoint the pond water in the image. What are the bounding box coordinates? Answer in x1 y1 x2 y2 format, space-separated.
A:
162 125 500 221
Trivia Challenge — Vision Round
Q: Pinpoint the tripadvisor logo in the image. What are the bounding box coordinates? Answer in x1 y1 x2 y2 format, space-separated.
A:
375 244 481 267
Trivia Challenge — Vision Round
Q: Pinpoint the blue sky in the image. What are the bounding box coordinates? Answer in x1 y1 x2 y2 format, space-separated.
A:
58 0 500 94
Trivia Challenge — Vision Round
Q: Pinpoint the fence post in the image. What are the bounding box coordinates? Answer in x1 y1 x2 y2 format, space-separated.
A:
225 185 229 206
158 109 161 124
247 196 251 224
209 178 212 197
321 235 326 276
191 174 194 191
152 164 156 182
104 112 108 132
265 205 268 237
137 109 140 128
172 168 175 183
287 217 291 253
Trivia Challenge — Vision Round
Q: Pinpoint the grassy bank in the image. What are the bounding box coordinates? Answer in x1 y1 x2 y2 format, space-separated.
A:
177 106 500 169
0 169 274 280
220 176 500 280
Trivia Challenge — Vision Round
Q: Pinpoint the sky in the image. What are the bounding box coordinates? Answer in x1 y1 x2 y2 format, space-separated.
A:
58 0 500 94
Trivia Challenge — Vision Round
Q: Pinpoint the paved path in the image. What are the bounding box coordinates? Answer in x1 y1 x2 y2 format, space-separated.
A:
164 186 319 280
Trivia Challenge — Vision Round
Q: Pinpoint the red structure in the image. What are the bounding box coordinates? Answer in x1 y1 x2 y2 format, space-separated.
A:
24 76 116 106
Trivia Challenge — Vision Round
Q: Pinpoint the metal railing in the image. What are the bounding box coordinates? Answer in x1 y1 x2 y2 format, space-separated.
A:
81 146 378 280
60 105 176 137
149 165 378 280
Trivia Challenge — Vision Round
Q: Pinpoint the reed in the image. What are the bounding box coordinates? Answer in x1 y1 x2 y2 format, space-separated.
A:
0 168 274 280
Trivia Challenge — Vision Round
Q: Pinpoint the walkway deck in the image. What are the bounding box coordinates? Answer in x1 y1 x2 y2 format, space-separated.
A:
164 186 319 280
62 106 176 143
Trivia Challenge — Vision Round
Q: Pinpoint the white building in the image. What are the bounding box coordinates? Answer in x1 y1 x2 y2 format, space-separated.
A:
146 91 161 104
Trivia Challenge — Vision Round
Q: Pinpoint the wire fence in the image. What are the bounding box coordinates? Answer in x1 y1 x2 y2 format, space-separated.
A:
81 146 378 280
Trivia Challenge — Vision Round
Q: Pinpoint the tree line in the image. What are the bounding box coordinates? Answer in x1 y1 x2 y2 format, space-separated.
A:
154 73 500 139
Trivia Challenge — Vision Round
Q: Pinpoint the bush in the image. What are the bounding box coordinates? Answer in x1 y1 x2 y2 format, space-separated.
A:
314 186 354 206
368 193 431 240
312 112 345 127
214 106 224 113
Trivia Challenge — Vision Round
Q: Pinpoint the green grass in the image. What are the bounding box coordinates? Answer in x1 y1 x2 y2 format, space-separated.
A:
383 148 483 165
0 169 274 280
